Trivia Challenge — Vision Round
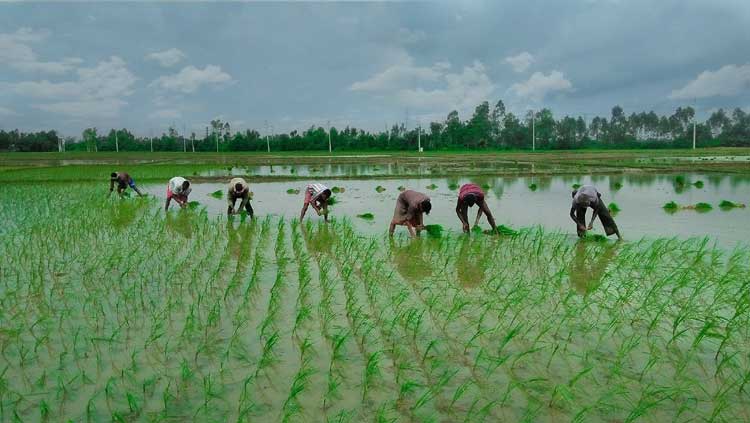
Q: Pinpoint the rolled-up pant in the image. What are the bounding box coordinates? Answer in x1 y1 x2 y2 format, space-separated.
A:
229 195 254 216
576 203 619 237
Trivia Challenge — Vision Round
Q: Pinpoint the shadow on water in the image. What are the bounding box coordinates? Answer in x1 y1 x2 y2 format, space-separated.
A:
165 210 195 239
110 198 149 230
569 240 621 295
389 238 432 282
455 236 489 288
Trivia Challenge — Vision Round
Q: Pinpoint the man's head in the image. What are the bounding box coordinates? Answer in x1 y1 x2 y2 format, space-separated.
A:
234 182 244 193
464 193 478 207
182 180 190 191
421 199 432 215
111 172 118 179
320 189 332 201
571 189 578 198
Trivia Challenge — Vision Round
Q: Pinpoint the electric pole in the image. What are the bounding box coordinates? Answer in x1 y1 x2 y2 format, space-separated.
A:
115 129 119 153
531 110 536 152
417 121 422 153
150 129 153 153
327 120 332 153
265 120 270 153
182 124 187 153
693 120 697 150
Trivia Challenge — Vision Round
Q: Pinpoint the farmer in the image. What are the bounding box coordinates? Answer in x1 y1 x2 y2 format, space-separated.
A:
389 189 432 237
165 176 192 211
109 171 143 197
456 183 498 234
569 185 621 239
300 183 332 222
227 177 254 217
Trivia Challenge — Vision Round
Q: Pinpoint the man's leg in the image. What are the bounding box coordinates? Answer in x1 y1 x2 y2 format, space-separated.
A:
245 200 254 217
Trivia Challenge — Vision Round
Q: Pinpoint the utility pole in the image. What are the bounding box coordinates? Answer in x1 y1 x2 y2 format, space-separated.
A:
327 120 332 153
417 121 422 153
115 129 119 153
150 129 153 153
215 131 219 153
531 110 536 152
692 120 697 150
191 132 195 153
265 120 271 153
182 124 187 153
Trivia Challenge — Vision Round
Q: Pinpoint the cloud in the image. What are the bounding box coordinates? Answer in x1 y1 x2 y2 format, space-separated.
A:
349 54 446 92
145 48 187 67
0 107 19 116
669 63 750 100
504 52 534 73
151 65 233 93
149 109 182 120
0 28 81 74
509 70 573 101
351 53 495 113
11 56 136 118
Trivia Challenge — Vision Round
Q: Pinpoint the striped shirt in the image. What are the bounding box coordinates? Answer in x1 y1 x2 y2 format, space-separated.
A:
307 183 329 201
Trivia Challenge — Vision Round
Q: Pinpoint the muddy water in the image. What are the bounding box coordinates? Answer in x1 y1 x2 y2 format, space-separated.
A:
145 173 750 246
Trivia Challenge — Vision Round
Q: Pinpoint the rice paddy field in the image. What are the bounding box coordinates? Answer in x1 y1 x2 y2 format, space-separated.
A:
1 150 750 422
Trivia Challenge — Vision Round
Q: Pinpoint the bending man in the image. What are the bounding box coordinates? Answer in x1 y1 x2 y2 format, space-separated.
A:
109 172 143 197
300 183 332 222
227 177 254 217
390 189 432 238
456 183 497 234
165 176 192 211
569 185 621 239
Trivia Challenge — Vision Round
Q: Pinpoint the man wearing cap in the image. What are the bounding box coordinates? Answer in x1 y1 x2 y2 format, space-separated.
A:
456 183 498 234
227 177 254 217
570 185 621 239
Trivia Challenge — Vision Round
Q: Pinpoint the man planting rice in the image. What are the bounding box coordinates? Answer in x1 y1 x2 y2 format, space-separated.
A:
109 171 143 197
390 189 432 237
569 185 621 239
165 176 192 211
227 177 254 217
455 183 498 234
300 183 332 222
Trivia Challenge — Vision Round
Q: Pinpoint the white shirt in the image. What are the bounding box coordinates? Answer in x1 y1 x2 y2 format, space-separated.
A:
572 185 599 208
169 176 192 196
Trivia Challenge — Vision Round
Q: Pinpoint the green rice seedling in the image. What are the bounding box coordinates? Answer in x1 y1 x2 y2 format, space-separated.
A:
398 185 406 191
528 183 538 191
608 202 621 214
663 201 679 211
481 182 491 190
187 200 201 209
719 200 746 209
327 196 338 205
357 213 375 220
572 183 581 190
426 183 438 190
424 224 443 238
496 225 519 236
210 190 223 199
287 188 300 195
692 202 712 212
693 180 704 188
331 186 345 193
612 181 623 190
448 182 459 190
376 185 386 193
675 175 686 186
362 351 382 400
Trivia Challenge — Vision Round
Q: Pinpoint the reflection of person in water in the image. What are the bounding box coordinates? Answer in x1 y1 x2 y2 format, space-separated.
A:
569 241 620 294
110 200 142 229
455 236 487 288
389 238 432 282
301 221 333 255
165 211 194 239
226 219 254 260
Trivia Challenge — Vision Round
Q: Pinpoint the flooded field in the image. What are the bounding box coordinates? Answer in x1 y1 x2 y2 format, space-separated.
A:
145 173 750 246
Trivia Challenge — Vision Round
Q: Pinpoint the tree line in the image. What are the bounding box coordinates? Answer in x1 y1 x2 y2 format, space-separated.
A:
1 102 749 152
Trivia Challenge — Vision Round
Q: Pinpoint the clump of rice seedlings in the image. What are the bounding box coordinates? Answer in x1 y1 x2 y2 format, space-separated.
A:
448 182 459 190
327 196 338 205
398 185 406 191
612 181 623 190
529 183 538 191
481 182 491 190
332 186 345 193
357 213 375 220
674 175 687 186
210 190 223 199
693 180 704 188
572 183 581 190
187 200 201 209
608 202 621 214
582 233 608 242
689 202 712 212
287 188 300 195
496 225 519 236
424 224 443 237
375 185 386 193
471 225 483 234
426 183 438 190
719 200 746 209
663 201 679 211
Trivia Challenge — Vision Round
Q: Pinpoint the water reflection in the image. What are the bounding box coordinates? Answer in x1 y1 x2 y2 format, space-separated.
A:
389 238 432 282
455 236 489 288
569 241 620 294
301 222 334 255
110 198 147 230
226 218 255 260
165 210 195 239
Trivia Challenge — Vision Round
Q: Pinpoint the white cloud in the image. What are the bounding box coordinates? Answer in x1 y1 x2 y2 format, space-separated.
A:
0 107 19 116
145 48 187 68
509 70 572 101
669 64 750 100
11 56 136 119
149 109 182 120
0 28 81 74
350 53 495 113
151 65 233 93
504 52 534 73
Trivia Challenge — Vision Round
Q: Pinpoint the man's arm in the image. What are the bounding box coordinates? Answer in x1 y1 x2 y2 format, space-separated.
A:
570 205 578 224
588 205 599 230
108 179 115 196
479 200 497 232
165 197 171 211
322 201 329 222
456 200 470 232
227 193 235 214
132 185 143 197
405 220 417 238
300 203 309 221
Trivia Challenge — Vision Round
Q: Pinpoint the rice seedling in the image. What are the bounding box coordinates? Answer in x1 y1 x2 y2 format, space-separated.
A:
528 183 538 191
663 201 679 211
572 183 581 189
331 186 344 193
719 200 746 209
689 202 713 212
424 224 443 238
612 181 623 190
327 196 338 205
692 180 704 188
356 213 375 220
398 185 406 191
375 185 386 193
608 202 621 214
448 182 459 190
287 188 300 194
426 183 438 190
209 189 223 198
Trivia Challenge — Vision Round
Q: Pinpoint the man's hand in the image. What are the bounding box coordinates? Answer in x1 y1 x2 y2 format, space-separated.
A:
463 223 470 233
228 207 235 215
578 224 586 232
587 224 594 230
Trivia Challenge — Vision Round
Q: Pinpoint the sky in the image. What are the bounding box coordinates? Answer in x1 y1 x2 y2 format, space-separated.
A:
0 0 749 137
